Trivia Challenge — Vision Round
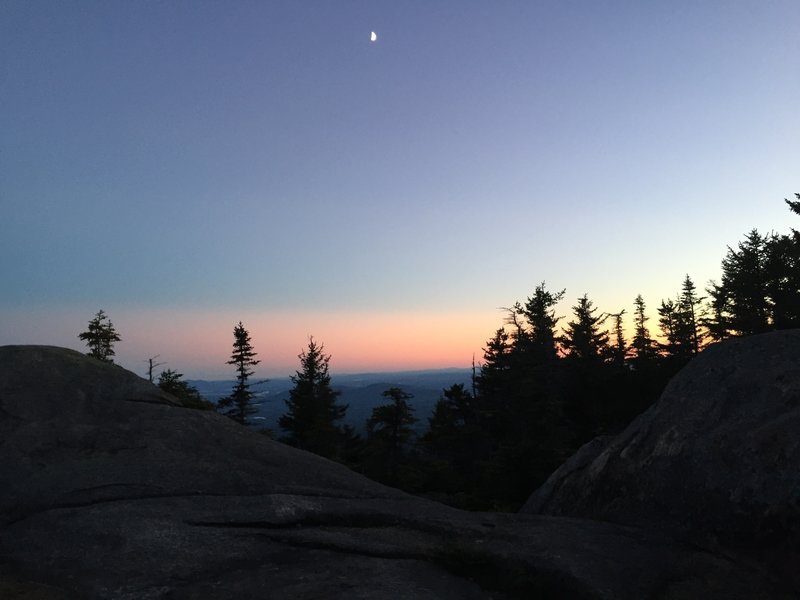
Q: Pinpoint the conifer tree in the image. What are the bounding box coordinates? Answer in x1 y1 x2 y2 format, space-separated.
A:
764 235 800 329
630 294 656 361
158 369 213 410
657 298 681 357
367 387 417 445
658 289 698 362
764 195 800 329
702 282 731 341
677 275 704 354
608 310 627 365
625 294 667 422
476 328 511 400
560 295 609 361
279 337 347 459
786 193 800 217
516 282 565 363
706 199 800 335
426 383 479 448
478 283 564 402
78 309 121 363
420 383 485 503
718 229 770 335
217 321 261 425
365 387 417 484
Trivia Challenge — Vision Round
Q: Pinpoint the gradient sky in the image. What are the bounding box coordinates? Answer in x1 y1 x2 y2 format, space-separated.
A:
2 1 799 379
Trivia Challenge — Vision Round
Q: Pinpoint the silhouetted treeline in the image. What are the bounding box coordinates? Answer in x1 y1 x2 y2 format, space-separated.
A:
121 195 797 511
275 195 799 510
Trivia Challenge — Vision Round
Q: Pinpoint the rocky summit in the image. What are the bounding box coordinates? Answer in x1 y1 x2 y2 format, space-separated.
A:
523 330 800 593
0 344 795 599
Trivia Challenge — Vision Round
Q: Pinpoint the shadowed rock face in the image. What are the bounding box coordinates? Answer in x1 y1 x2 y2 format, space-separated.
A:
0 345 792 599
523 330 800 591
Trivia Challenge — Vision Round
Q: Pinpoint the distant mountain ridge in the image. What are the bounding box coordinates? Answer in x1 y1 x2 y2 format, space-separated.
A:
189 368 474 433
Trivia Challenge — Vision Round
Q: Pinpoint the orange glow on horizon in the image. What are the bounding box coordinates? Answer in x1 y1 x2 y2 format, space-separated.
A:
102 307 501 379
5 296 681 381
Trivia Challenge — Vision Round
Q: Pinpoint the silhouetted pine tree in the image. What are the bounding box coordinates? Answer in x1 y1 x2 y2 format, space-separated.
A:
715 229 771 335
78 309 121 363
630 294 656 362
624 294 666 420
217 321 261 425
425 384 479 449
279 337 348 459
608 310 627 365
472 283 571 507
677 275 704 355
364 387 417 485
158 369 213 410
560 295 609 362
476 328 512 402
705 198 800 335
764 195 800 329
786 193 800 217
657 299 680 356
515 283 565 363
702 282 731 341
419 383 486 504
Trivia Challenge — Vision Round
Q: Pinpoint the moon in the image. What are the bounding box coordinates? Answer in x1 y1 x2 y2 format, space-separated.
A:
370 31 377 42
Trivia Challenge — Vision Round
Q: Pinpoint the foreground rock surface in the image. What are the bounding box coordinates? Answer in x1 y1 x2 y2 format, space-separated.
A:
0 345 792 599
524 330 800 591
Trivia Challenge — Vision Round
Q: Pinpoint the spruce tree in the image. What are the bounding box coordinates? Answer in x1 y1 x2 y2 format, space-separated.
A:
765 233 800 329
658 289 696 364
657 298 681 357
786 193 800 217
158 369 213 410
425 383 479 449
368 388 417 442
217 321 261 425
517 282 565 363
78 309 121 363
764 196 800 329
420 383 485 503
478 283 564 402
706 198 800 334
560 295 609 361
608 310 627 365
630 294 656 361
279 337 347 459
626 294 666 421
719 229 770 335
365 387 417 484
703 282 731 341
677 275 704 354
476 328 511 400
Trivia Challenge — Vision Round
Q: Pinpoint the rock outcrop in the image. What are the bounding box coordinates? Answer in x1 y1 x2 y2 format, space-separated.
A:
523 330 800 591
0 345 793 599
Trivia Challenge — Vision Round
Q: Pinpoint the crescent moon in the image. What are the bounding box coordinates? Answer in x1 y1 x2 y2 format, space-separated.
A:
370 31 377 42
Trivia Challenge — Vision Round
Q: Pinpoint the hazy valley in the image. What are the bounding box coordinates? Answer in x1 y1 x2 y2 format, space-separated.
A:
190 368 474 433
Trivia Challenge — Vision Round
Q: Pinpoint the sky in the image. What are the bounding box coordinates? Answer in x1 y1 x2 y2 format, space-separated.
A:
2 1 799 379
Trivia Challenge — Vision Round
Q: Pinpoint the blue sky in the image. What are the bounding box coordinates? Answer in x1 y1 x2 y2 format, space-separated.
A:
2 1 799 378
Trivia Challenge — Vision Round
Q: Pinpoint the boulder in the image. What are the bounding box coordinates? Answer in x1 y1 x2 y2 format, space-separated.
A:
523 330 800 590
0 345 791 599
